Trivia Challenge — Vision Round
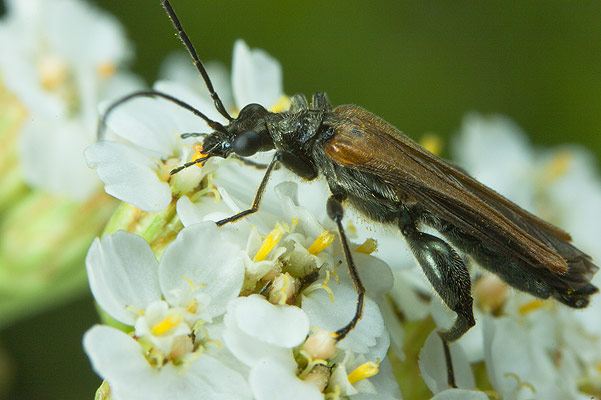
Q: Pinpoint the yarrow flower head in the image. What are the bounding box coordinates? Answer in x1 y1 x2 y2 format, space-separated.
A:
0 0 140 199
0 0 141 326
84 223 251 400
83 41 402 399
85 39 286 212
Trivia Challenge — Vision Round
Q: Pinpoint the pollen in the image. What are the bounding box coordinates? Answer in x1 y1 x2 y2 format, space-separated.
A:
191 146 209 170
270 95 291 113
97 61 117 78
347 361 379 384
186 298 199 314
543 150 572 182
355 238 378 254
38 54 68 91
151 313 183 336
307 231 336 255
519 298 546 314
321 270 336 303
419 133 443 156
254 223 285 262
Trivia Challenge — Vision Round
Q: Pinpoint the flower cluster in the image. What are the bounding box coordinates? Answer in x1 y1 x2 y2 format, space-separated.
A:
391 114 601 399
0 0 140 199
0 0 140 326
83 41 401 400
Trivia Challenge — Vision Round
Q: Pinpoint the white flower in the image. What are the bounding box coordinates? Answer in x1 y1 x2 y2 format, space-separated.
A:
84 36 403 398
86 39 284 211
83 222 250 400
0 0 140 199
450 113 601 398
160 39 283 112
418 331 475 394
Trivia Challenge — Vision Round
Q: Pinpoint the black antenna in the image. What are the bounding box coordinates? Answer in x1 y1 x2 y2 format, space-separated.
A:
170 155 211 175
161 0 234 122
97 90 227 140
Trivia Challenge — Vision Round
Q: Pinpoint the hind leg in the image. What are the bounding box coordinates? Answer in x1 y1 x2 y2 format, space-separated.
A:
399 207 475 387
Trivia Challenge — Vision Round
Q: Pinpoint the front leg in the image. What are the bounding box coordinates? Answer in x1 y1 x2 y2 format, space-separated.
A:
327 193 366 341
216 152 281 226
399 207 475 388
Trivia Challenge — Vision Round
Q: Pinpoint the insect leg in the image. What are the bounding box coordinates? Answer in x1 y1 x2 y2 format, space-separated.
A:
399 207 475 388
215 152 281 226
326 194 366 341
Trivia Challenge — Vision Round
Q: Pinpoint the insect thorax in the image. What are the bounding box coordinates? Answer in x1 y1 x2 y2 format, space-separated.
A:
266 108 326 155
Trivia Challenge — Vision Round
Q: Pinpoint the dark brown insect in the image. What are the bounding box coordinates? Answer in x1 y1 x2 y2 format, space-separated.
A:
101 0 598 388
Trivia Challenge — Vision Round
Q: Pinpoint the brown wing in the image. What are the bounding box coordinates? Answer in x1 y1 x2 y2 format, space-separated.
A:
324 105 593 275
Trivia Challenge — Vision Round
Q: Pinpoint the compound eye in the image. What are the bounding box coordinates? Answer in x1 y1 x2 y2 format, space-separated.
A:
231 130 263 156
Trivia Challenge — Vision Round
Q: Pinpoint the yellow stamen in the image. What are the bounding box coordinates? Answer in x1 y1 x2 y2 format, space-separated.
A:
504 373 536 393
321 271 335 303
303 271 335 303
38 55 68 91
307 231 336 255
355 238 378 254
254 224 285 262
271 273 293 305
191 147 209 170
125 305 146 316
324 385 341 400
186 299 199 314
347 361 379 384
97 61 116 78
151 313 183 336
270 95 291 113
419 133 443 156
543 150 572 182
519 299 546 315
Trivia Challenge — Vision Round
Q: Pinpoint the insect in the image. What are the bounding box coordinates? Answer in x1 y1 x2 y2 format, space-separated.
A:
101 0 598 388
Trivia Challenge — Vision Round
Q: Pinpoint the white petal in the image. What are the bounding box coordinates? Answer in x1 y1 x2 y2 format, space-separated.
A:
483 316 535 397
232 39 283 109
181 353 252 400
249 355 323 400
175 195 235 227
223 310 290 367
275 181 330 238
431 389 489 400
47 0 130 64
231 295 309 347
352 252 395 303
352 358 403 400
159 223 245 317
302 281 389 360
159 52 234 111
430 299 484 363
153 80 225 125
84 325 252 400
452 113 535 211
418 331 474 394
102 97 180 157
86 231 161 325
18 116 99 200
85 141 172 211
83 325 156 400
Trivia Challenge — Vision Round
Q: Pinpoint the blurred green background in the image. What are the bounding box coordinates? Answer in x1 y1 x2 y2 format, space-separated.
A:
1 0 600 399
